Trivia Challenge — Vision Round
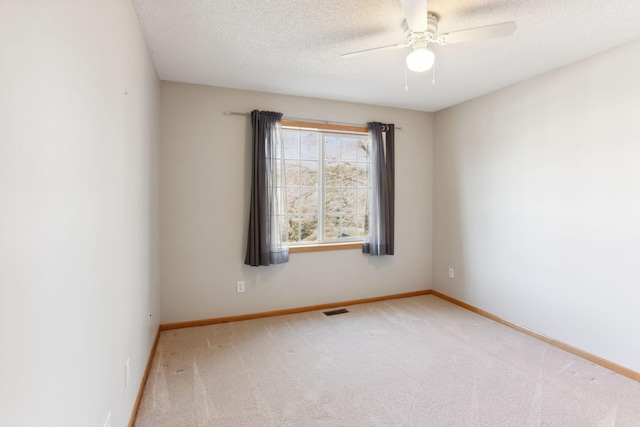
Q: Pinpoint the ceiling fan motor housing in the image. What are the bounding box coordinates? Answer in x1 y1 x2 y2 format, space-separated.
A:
404 12 439 48
426 13 439 35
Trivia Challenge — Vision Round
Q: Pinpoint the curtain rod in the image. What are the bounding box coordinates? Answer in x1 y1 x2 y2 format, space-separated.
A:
223 111 402 131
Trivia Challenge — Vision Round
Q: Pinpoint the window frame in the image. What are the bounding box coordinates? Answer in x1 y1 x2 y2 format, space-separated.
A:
281 120 369 253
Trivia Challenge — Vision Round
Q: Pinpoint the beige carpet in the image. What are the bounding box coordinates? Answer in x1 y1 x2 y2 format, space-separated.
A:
135 295 640 426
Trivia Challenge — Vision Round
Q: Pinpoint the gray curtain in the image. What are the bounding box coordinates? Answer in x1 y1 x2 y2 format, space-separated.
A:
363 122 395 256
244 110 289 266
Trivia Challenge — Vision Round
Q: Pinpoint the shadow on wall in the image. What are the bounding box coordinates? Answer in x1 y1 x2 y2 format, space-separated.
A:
434 128 468 295
366 254 394 270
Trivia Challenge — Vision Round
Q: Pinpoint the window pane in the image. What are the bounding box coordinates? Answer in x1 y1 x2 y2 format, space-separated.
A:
356 214 368 237
356 165 368 187
286 187 300 215
283 131 300 159
285 160 300 186
324 162 341 187
357 189 368 213
300 161 318 186
299 188 318 214
342 189 356 214
324 188 340 215
325 136 340 161
288 216 301 242
340 215 357 238
341 137 358 161
300 132 319 160
300 216 318 242
324 215 340 240
341 162 358 187
357 138 370 162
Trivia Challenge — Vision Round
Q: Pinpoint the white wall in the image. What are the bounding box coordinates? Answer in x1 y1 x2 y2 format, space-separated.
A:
433 40 640 372
160 82 433 323
0 1 160 426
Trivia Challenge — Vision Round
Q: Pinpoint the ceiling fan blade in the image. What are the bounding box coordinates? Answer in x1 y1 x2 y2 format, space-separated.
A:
340 43 410 58
400 0 428 32
437 21 516 45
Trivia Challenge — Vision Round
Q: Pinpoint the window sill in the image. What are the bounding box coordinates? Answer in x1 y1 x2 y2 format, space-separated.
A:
289 242 363 253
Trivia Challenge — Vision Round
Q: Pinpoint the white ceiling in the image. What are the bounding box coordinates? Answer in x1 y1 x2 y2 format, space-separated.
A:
132 0 640 112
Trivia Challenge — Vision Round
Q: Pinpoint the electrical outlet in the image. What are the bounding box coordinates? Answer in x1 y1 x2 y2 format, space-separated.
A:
103 411 111 427
125 358 130 388
236 281 245 293
448 268 455 279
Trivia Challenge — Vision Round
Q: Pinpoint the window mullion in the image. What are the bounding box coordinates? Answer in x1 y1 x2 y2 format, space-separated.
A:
297 132 302 243
318 132 325 243
338 136 343 239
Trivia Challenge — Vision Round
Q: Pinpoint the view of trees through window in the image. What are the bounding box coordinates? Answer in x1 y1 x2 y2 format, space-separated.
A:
282 127 370 244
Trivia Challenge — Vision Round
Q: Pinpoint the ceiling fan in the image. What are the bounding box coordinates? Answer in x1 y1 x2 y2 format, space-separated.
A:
341 0 517 73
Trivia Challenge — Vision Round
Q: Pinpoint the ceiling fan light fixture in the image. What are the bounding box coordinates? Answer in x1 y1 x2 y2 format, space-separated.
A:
406 46 434 72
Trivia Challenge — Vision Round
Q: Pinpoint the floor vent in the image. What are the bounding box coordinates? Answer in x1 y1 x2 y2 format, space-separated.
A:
323 308 349 316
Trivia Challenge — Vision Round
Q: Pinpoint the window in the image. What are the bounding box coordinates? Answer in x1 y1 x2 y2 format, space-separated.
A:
281 121 371 249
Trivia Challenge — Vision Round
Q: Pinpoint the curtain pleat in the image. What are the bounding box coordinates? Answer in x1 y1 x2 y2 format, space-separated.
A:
363 122 395 256
244 110 289 266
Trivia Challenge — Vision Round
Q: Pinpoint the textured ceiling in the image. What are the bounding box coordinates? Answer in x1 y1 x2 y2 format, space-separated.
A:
132 0 640 112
